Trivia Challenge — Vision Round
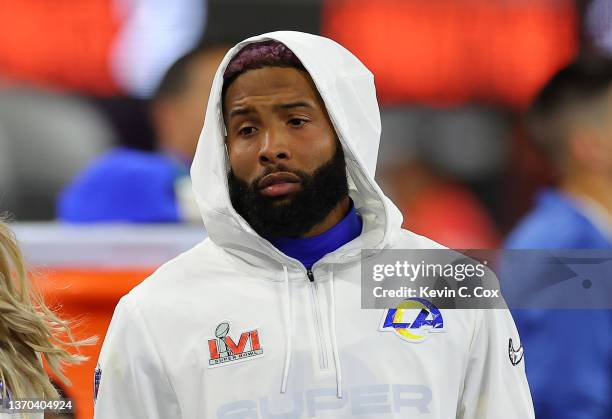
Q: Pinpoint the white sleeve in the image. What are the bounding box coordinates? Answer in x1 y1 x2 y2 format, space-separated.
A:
94 295 181 419
458 309 535 419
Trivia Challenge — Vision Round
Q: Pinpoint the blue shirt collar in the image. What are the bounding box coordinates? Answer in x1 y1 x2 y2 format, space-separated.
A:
269 202 363 269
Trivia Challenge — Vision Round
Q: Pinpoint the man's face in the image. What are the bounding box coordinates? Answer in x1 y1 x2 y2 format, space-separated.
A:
224 66 348 237
155 48 227 161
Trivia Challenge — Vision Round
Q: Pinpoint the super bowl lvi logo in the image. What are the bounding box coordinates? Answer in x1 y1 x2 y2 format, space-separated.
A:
207 322 264 368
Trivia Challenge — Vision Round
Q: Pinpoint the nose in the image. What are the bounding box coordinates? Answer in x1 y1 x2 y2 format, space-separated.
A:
258 127 291 165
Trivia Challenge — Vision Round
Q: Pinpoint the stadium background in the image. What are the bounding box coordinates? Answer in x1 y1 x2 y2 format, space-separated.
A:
0 0 609 417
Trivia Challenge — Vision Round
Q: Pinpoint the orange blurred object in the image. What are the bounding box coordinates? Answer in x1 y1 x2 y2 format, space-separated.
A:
323 0 578 107
0 0 121 95
401 182 500 249
379 161 500 248
33 268 152 419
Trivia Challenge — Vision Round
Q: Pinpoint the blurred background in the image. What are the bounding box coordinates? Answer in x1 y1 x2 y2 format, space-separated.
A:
0 0 610 418
0 0 593 235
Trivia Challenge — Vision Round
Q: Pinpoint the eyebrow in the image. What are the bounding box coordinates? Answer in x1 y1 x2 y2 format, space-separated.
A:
228 106 255 119
275 101 315 111
227 101 315 119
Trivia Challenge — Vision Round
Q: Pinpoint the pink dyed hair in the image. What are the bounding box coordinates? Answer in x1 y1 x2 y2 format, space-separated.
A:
222 40 305 97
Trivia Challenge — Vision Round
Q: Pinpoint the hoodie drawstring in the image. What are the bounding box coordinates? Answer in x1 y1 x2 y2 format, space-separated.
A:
328 265 343 398
280 265 292 394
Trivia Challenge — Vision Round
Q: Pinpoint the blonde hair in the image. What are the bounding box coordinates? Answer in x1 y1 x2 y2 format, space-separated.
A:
0 220 95 400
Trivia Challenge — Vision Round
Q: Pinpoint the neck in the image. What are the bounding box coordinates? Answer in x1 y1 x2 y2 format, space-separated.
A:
301 196 351 237
561 174 612 220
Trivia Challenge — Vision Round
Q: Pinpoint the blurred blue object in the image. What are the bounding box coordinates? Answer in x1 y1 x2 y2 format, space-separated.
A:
58 147 185 223
507 189 612 248
505 188 612 419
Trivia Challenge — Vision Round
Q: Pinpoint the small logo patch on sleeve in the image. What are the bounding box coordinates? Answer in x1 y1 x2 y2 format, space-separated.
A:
508 338 524 366
93 363 102 404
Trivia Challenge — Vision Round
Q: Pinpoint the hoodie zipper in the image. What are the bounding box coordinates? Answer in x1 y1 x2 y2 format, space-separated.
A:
307 269 329 370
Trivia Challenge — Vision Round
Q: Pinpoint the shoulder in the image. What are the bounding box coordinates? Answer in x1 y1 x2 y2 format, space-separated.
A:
505 193 597 249
78 147 177 180
58 148 180 222
69 148 179 193
106 238 263 356
124 238 238 311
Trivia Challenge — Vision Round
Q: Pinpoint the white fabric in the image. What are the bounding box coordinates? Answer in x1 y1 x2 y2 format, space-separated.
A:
280 264 292 394
94 31 534 419
328 265 343 398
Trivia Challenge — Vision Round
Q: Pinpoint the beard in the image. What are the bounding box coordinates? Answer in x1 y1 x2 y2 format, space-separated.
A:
228 145 349 238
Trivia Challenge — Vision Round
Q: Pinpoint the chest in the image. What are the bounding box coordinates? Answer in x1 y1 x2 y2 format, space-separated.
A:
150 274 474 418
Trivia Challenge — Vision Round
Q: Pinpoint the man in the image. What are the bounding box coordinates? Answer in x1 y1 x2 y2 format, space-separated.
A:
506 57 612 418
58 44 228 222
94 32 534 418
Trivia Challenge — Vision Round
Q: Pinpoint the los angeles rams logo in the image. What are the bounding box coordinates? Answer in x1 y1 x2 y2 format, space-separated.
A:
379 298 445 342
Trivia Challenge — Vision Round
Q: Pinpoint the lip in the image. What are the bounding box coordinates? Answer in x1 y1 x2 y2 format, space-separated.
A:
257 172 302 197
257 172 301 190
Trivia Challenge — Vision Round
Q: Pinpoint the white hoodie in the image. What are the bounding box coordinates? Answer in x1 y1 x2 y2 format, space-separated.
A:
94 31 534 419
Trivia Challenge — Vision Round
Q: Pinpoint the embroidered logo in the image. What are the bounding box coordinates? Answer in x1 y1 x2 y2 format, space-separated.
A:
508 338 524 366
208 322 263 367
93 363 102 404
379 298 445 342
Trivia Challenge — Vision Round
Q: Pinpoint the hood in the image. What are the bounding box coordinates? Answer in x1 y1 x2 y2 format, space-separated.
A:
190 31 403 271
